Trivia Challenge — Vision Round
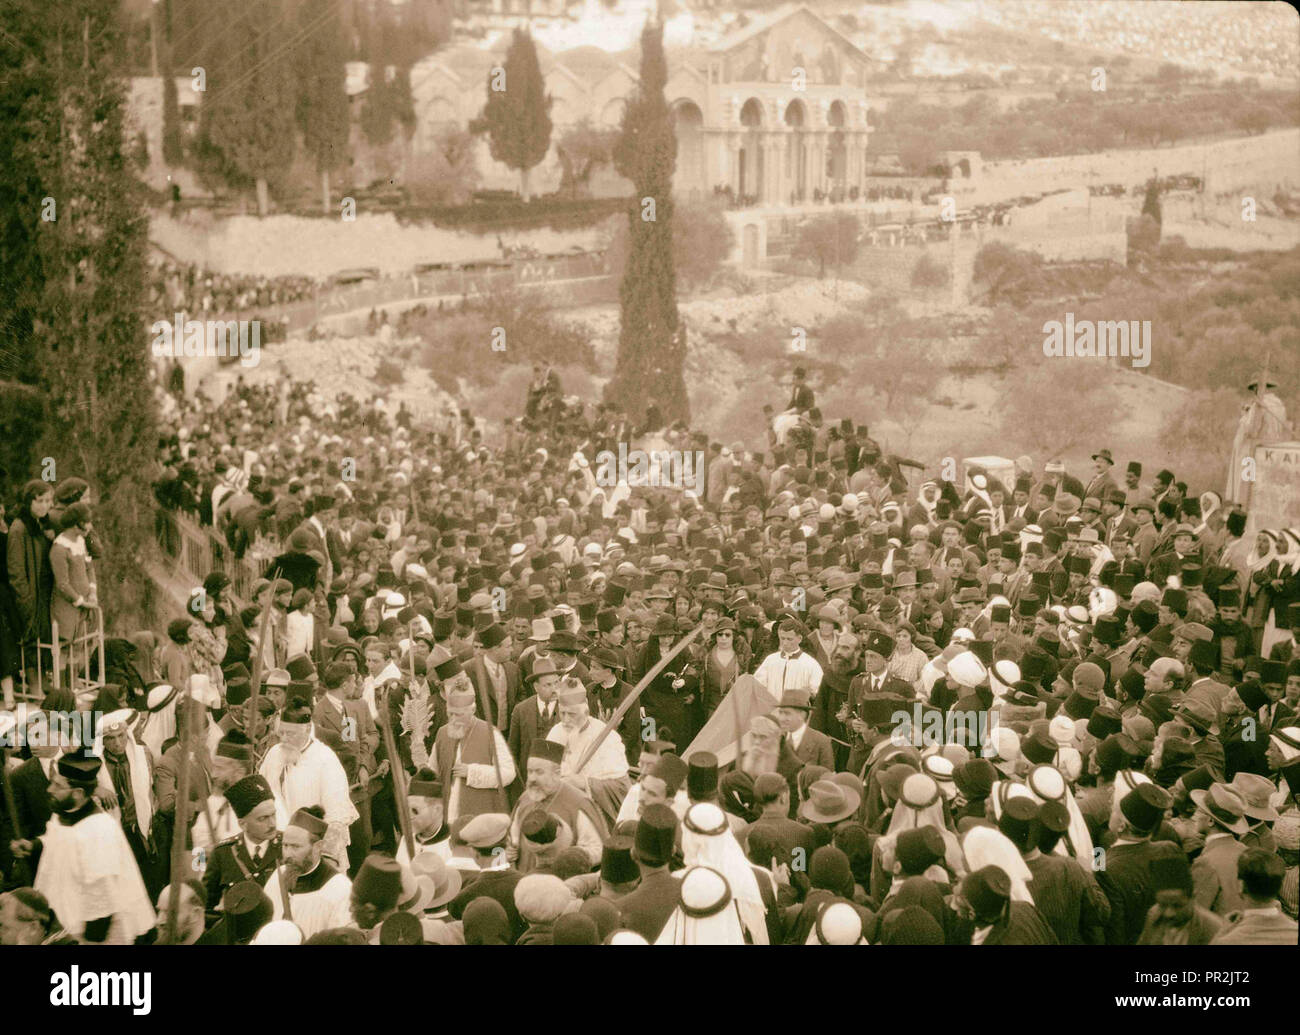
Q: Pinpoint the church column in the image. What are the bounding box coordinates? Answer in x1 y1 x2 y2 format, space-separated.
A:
773 133 787 207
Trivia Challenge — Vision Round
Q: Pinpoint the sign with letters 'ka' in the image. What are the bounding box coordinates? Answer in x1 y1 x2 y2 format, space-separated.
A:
1248 441 1300 535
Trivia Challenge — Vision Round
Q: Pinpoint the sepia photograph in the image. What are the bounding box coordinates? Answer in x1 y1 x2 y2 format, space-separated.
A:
0 0 1297 1009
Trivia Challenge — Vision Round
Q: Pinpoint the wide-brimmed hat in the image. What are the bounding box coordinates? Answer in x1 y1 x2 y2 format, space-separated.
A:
1225 772 1280 822
799 779 861 824
1190 784 1249 835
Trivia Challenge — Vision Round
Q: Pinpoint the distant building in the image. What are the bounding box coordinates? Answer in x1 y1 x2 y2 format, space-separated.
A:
413 3 876 202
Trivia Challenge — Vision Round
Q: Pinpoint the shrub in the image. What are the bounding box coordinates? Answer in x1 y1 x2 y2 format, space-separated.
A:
911 253 948 289
374 358 406 385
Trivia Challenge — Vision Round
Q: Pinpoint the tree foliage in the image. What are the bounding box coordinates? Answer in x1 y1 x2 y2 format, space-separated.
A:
792 213 860 279
0 0 159 629
605 19 687 425
470 29 553 199
195 0 297 213
293 0 351 180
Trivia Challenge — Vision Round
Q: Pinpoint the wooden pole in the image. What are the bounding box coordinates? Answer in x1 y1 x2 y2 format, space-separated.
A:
276 862 296 923
165 691 196 945
576 623 704 772
246 565 282 765
376 683 415 861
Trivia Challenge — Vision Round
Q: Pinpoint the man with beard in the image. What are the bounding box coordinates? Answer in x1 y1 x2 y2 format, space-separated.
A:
815 632 860 770
193 731 254 850
262 806 353 939
546 678 632 828
433 686 516 826
18 747 155 943
259 702 357 868
1137 853 1222 944
509 740 605 869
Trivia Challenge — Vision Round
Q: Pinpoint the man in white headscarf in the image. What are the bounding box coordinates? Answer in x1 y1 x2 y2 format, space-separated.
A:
655 866 747 945
677 802 770 944
1024 764 1094 863
963 826 1036 905
873 773 964 900
804 900 868 944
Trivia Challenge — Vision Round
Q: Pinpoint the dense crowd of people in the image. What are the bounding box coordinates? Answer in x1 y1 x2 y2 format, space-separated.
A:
148 259 320 319
0 359 1297 947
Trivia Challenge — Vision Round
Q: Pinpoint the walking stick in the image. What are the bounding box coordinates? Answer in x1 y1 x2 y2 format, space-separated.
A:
576 623 704 772
376 683 415 862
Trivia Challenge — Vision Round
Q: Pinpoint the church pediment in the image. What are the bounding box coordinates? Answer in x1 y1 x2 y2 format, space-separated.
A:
711 5 872 87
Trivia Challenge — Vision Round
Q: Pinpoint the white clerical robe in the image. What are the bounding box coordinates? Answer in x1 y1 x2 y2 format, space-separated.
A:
263 862 353 940
192 793 241 852
615 784 690 826
753 650 823 697
395 833 454 868
34 810 156 943
259 737 359 837
547 719 630 783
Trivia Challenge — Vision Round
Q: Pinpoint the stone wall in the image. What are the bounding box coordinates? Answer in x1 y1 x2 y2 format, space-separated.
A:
975 129 1300 204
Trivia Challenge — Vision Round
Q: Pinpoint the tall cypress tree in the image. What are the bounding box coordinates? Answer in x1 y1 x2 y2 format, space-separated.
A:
196 0 297 215
0 0 159 630
469 29 552 200
606 19 687 426
294 0 351 212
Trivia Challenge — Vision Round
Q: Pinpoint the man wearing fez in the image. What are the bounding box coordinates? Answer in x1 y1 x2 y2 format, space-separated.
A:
844 630 912 777
193 730 254 850
547 676 632 828
203 773 282 910
434 684 516 825
396 767 454 865
259 701 357 867
510 740 605 869
617 803 682 942
16 747 155 943
263 805 353 940
467 624 521 734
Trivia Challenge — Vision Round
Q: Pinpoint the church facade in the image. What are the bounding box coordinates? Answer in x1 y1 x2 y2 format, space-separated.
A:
410 4 875 203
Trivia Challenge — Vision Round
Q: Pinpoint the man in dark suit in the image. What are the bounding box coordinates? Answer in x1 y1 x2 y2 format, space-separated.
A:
201 774 282 911
466 624 521 735
845 631 915 776
814 633 860 769
2 734 57 887
1084 449 1120 504
618 805 682 942
774 689 835 771
584 645 641 763
507 657 562 768
787 367 815 414
313 661 382 872
1095 783 1183 944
